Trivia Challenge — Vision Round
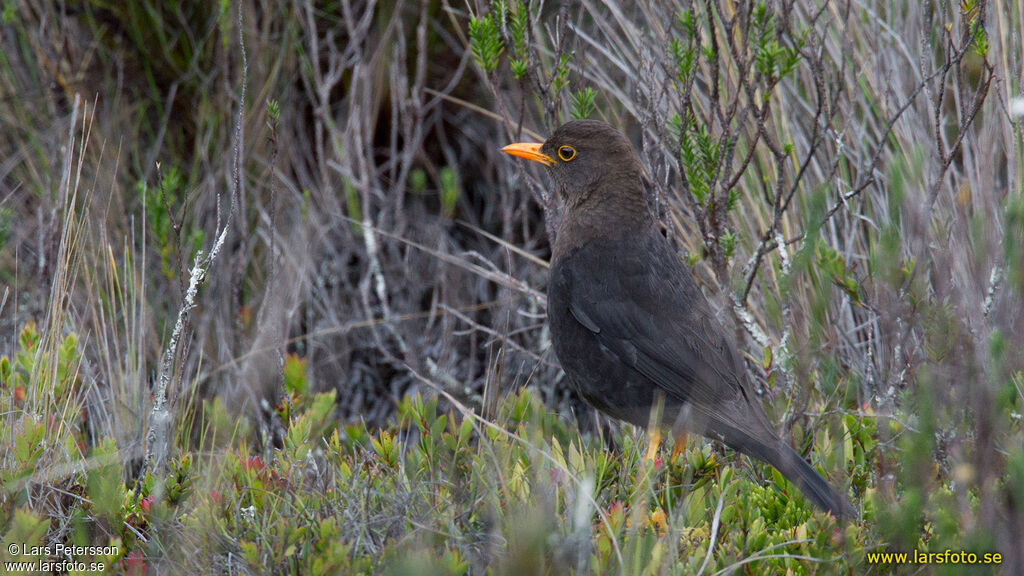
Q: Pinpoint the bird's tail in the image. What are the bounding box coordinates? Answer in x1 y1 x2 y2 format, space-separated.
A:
769 441 857 519
714 420 856 519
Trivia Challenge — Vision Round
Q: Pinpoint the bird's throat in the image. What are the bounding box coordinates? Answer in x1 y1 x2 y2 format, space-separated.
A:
553 185 653 261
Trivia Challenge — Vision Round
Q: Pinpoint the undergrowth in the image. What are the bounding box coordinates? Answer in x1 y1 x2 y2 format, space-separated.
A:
1 0 1023 574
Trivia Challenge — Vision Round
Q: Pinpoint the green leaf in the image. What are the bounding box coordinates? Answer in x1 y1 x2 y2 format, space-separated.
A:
0 356 11 387
439 167 461 217
307 391 336 426
2 509 50 557
469 13 504 74
570 87 597 120
408 169 427 194
282 354 309 398
344 179 363 235
240 540 261 567
87 438 124 520
458 416 473 446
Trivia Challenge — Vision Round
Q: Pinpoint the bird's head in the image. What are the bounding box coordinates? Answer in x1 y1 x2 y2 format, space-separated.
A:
502 120 647 212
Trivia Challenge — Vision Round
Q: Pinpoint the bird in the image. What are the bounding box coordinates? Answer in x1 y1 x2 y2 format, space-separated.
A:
502 119 855 518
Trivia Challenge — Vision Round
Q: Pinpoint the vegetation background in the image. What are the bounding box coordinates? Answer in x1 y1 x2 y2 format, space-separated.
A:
1 0 1021 574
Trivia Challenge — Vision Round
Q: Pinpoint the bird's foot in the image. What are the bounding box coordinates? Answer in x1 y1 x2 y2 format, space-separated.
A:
645 428 662 462
671 433 688 460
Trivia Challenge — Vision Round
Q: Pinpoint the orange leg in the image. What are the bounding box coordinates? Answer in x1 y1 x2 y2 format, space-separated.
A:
645 428 662 462
671 432 688 459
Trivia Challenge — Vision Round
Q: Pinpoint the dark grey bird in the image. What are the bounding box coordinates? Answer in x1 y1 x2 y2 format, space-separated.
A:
503 120 854 518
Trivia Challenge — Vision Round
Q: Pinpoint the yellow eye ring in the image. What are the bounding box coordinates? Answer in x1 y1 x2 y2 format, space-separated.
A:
557 146 576 161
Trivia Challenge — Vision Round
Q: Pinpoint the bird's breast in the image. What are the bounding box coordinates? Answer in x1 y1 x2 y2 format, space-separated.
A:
546 249 659 427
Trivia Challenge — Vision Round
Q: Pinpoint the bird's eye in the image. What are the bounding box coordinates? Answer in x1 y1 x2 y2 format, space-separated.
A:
557 146 576 161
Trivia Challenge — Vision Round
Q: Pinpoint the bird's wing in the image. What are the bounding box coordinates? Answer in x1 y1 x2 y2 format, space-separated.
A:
564 234 751 418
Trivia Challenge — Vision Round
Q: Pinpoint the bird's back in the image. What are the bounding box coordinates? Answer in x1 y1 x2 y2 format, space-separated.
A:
548 224 766 434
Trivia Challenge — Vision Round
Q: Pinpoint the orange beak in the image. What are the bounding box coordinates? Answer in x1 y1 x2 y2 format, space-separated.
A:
501 142 555 166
